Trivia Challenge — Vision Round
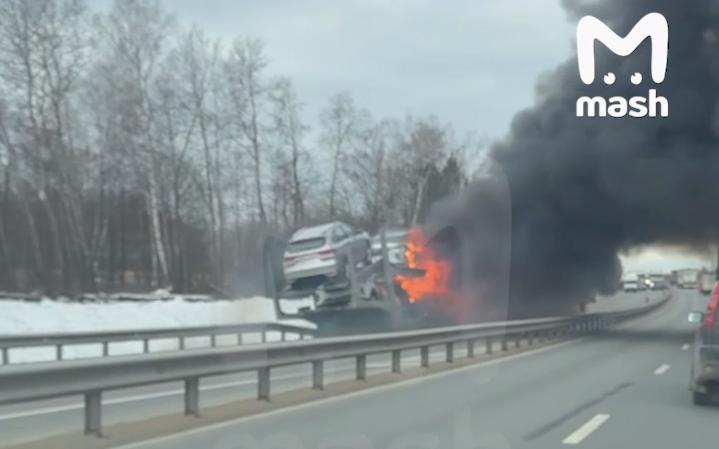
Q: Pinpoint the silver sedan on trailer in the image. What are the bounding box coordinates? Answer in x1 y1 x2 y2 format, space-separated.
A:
283 222 371 286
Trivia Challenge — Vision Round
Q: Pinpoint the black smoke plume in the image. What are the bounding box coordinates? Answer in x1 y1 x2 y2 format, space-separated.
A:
433 0 719 317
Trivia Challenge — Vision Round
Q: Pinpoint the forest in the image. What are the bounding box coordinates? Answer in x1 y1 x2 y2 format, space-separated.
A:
0 0 483 295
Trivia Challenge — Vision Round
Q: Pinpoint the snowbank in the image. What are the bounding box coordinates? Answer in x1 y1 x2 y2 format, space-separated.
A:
0 296 315 363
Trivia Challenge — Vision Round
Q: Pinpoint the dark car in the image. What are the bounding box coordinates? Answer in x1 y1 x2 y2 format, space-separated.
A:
689 281 719 405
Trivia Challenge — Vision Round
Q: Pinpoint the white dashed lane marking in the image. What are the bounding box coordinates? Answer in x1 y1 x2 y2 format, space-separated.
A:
562 414 611 445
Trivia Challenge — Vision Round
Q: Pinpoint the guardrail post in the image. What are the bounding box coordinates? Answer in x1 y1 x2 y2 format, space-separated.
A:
210 334 217 347
446 343 454 363
84 391 102 437
515 335 521 349
56 344 63 361
237 333 243 345
261 332 267 344
102 341 109 357
312 361 323 390
184 378 200 417
281 331 287 342
467 340 475 358
528 333 534 346
486 337 493 354
143 338 150 353
179 336 185 350
1 347 8 364
421 346 429 368
258 368 270 401
501 337 508 351
356 355 367 381
391 350 401 373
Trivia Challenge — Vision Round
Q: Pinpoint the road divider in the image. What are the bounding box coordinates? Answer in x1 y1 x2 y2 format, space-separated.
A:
0 293 671 438
0 322 315 365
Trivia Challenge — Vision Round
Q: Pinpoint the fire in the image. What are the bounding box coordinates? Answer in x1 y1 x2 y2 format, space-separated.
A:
394 227 452 303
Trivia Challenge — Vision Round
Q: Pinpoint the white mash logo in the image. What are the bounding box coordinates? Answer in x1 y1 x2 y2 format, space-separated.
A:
576 12 669 118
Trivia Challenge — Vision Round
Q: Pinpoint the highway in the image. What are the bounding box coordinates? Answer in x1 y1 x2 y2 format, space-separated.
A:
0 291 706 448
0 289 704 448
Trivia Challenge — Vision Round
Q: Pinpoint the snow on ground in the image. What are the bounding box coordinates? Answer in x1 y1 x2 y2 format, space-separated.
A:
0 296 315 364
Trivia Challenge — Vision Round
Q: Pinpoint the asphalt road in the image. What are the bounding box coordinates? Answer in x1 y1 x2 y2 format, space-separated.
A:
0 289 691 448
0 338 485 445
101 289 711 449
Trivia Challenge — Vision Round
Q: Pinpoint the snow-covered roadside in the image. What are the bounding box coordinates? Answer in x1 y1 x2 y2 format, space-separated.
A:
0 296 315 364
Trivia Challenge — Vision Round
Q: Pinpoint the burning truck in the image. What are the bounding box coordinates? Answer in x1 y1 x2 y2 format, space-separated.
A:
269 174 514 333
394 179 513 326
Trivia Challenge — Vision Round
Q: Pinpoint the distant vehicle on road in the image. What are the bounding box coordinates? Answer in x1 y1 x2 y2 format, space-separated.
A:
689 281 719 405
699 271 715 295
282 222 371 287
648 273 668 290
622 273 639 292
678 269 699 289
637 273 649 290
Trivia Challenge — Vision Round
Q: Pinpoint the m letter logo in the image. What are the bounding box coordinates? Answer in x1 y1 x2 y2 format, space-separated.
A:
575 12 669 118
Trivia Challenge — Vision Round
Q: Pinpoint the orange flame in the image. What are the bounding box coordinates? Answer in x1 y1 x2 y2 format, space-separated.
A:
394 228 452 303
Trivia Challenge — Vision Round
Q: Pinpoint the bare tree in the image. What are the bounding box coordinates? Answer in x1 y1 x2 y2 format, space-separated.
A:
0 0 472 297
391 117 450 225
96 0 175 287
345 120 391 229
225 38 268 225
0 0 94 292
169 27 228 282
270 78 308 229
319 92 362 218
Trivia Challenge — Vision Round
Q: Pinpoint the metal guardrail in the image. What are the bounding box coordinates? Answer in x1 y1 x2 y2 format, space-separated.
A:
0 294 669 438
0 322 316 365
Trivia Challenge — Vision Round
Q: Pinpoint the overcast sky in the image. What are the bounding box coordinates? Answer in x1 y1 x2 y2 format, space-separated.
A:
96 1 709 273
621 248 712 275
152 0 575 140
